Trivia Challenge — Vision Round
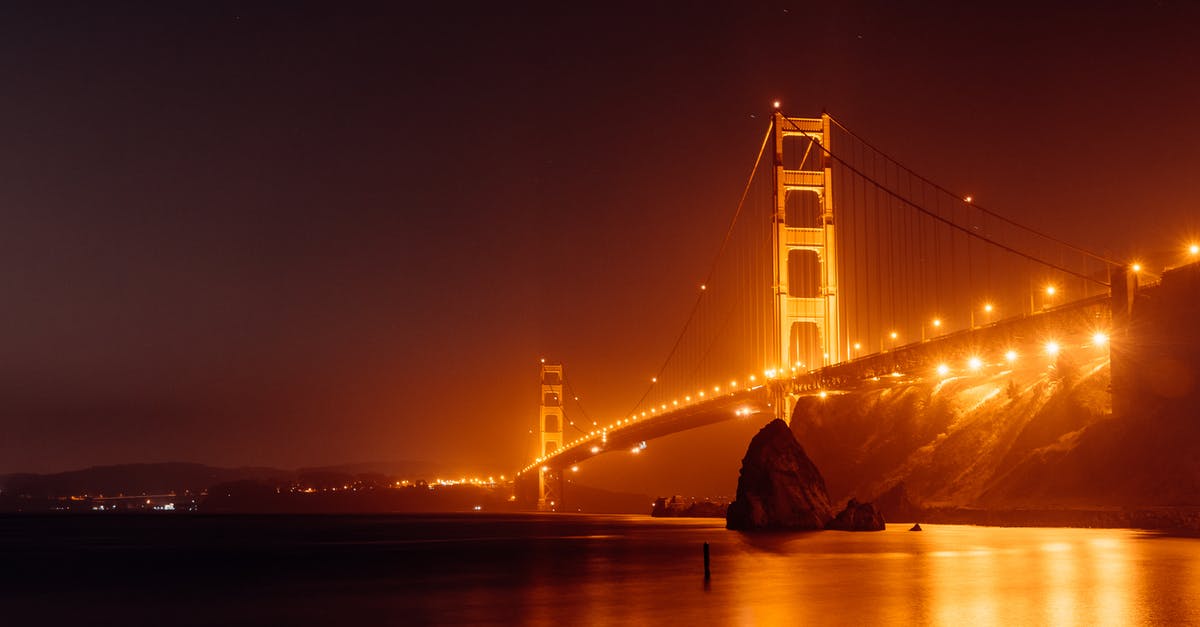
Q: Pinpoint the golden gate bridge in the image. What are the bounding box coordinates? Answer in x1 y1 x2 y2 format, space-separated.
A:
514 109 1194 510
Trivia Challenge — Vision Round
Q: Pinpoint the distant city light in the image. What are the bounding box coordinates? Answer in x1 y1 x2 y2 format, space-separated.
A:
936 364 950 377
651 376 657 383
570 466 579 472
983 303 994 313
890 331 899 339
1045 286 1057 296
818 390 828 399
964 195 973 203
1045 341 1061 356
968 357 983 370
1005 350 1018 363
932 318 942 327
1131 262 1143 273
590 446 600 454
1093 332 1109 346
773 100 781 109
853 342 861 351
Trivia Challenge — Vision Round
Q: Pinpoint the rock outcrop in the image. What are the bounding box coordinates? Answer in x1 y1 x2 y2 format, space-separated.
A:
651 495 727 518
726 419 834 530
826 498 886 531
873 481 921 523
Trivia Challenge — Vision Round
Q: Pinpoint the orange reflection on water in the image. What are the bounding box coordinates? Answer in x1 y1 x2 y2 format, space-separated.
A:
453 520 1200 625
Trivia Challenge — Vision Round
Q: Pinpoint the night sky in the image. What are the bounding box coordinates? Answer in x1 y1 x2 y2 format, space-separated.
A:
3 2 1198 474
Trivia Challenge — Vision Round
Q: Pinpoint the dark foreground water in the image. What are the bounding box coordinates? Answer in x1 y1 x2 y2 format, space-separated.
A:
3 514 1199 625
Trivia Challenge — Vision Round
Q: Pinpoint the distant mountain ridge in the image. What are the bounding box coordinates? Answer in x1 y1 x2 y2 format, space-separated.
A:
0 460 456 498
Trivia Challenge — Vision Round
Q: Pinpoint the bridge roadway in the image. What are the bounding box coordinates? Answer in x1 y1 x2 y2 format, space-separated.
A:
517 293 1114 480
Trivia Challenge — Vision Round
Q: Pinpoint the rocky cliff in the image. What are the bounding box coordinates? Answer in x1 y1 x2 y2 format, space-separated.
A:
789 262 1200 513
726 419 834 530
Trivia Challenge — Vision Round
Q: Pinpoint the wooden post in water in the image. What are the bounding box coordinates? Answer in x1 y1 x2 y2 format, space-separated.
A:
703 542 711 579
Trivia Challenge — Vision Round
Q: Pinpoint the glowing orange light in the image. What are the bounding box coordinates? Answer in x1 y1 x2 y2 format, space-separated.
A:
570 466 579 472
968 357 982 370
964 195 973 203
853 342 861 351
983 303 994 313
932 318 942 327
772 100 781 109
1045 341 1060 356
651 376 657 383
1131 263 1143 273
1045 286 1057 296
1093 332 1109 346
1190 243 1199 255
590 446 600 453
818 390 828 399
890 331 898 339
700 284 707 291
1005 350 1018 363
936 364 950 377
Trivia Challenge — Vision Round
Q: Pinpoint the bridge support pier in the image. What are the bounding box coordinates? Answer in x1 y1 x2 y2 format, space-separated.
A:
537 466 563 512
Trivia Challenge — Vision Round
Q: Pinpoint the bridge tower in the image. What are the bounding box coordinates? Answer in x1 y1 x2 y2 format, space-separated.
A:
535 362 565 511
772 112 840 418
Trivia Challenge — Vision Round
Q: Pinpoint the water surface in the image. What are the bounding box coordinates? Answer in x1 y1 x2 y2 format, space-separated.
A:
2 514 1197 625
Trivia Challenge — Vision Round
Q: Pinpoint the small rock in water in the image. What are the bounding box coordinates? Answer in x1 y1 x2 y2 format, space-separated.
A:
909 523 922 531
825 498 886 531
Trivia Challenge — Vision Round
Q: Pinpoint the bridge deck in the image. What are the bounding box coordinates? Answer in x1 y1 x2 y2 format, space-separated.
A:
518 295 1113 478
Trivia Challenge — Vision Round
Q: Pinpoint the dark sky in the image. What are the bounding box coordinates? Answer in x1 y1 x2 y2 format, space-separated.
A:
2 2 1198 474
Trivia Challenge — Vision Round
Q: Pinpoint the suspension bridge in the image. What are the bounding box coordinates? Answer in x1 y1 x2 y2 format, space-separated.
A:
514 109 1185 511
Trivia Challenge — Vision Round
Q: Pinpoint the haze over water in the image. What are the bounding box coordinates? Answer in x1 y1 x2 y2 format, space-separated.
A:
6 514 1199 625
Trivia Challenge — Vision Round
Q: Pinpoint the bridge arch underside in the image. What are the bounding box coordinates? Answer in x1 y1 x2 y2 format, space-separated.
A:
526 387 775 477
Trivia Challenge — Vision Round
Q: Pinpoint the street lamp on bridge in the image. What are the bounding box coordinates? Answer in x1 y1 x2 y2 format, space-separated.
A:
1042 285 1057 311
971 302 995 329
922 318 942 341
884 330 899 352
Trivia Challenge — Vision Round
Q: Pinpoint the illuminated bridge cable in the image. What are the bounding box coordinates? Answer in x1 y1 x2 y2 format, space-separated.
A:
626 120 775 415
825 115 1118 268
561 376 594 435
778 116 1110 287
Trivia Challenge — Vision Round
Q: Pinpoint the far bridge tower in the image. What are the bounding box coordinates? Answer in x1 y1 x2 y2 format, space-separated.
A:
536 362 565 510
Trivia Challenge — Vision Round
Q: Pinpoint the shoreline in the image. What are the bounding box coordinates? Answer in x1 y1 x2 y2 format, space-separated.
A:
915 506 1200 533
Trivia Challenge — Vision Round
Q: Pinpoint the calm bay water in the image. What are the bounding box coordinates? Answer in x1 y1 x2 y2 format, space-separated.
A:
3 513 1199 625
